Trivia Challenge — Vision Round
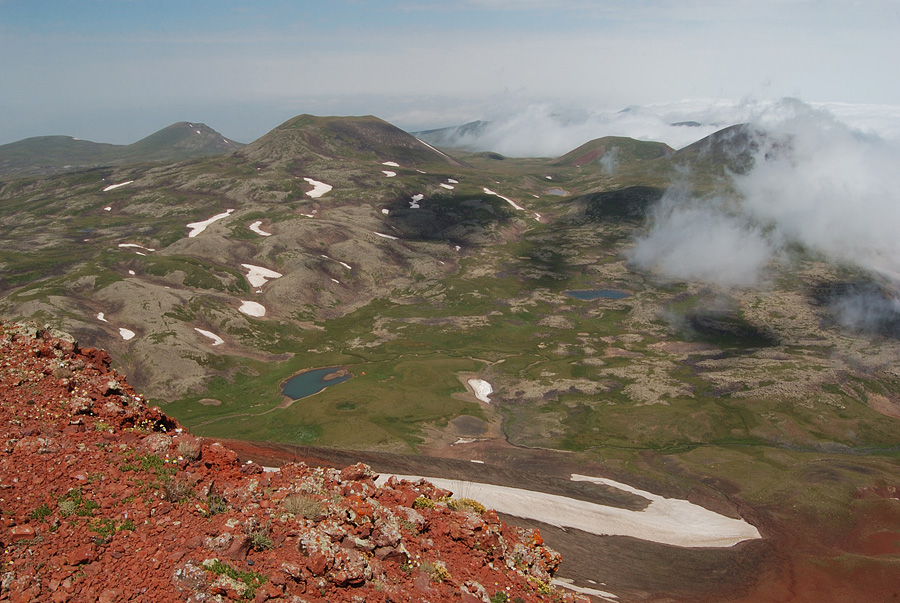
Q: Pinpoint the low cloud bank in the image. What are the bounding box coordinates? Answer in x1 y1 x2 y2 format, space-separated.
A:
428 97 900 158
628 98 900 330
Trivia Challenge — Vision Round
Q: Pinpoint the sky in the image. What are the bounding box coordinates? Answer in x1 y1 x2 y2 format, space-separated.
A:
2 0 900 147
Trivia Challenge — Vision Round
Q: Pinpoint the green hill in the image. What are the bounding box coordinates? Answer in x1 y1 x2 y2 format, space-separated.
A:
553 135 673 167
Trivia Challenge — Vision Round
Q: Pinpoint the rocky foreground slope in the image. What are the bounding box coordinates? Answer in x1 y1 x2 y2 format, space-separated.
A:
0 320 586 603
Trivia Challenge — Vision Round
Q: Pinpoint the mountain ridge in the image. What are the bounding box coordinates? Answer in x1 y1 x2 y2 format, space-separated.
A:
0 122 244 179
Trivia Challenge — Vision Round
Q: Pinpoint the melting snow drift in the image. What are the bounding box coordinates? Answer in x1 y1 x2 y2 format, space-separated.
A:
241 264 283 288
194 328 224 346
103 180 133 192
377 474 760 548
248 221 272 236
303 178 332 198
468 378 493 403
118 328 135 341
238 301 266 317
186 209 234 238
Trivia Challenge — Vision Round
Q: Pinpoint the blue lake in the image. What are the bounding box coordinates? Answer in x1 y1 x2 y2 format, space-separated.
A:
281 367 352 400
564 289 630 300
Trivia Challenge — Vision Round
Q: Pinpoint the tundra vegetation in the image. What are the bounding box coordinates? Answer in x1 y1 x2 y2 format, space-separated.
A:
2 115 900 598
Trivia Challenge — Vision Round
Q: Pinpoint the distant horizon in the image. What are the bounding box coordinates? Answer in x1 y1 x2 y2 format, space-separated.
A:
3 96 900 159
3 1 898 151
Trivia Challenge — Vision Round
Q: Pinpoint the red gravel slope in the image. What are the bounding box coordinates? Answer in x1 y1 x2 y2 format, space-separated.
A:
0 320 587 603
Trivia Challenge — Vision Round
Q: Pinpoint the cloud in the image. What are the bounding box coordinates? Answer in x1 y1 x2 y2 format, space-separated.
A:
736 101 900 280
628 98 900 300
433 102 729 157
628 188 776 288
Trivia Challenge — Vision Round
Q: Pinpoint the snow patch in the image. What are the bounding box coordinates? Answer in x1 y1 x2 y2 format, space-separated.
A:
118 243 155 252
103 206 112 211
382 208 390 215
382 161 400 167
128 270 135 276
374 232 398 240
248 221 272 236
376 473 760 548
552 579 618 601
186 209 234 238
447 178 458 184
483 188 525 211
303 178 332 198
96 313 107 323
382 170 397 177
194 328 224 346
439 183 454 190
103 180 133 192
468 378 493 403
238 301 266 317
119 328 135 341
241 264 283 288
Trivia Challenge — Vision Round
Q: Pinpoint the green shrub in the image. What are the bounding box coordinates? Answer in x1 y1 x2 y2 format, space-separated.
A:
448 497 486 514
29 503 52 521
413 496 435 510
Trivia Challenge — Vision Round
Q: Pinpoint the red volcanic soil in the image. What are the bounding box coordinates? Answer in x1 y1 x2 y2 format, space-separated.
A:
220 423 900 602
0 320 588 603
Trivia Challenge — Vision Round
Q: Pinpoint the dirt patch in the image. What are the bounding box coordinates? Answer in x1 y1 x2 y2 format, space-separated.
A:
867 393 900 419
198 398 222 406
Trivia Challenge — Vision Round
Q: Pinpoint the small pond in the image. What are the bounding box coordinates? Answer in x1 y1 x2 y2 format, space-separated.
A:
564 289 631 300
282 366 352 400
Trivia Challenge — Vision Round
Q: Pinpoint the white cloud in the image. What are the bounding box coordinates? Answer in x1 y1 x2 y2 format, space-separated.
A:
629 99 900 292
629 189 776 288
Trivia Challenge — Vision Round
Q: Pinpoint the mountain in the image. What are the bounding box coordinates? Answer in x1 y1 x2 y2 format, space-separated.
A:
552 136 674 168
0 122 244 178
240 114 468 169
0 320 582 602
2 113 900 601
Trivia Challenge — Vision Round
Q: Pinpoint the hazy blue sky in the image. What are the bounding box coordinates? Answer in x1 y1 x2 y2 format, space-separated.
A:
2 0 899 145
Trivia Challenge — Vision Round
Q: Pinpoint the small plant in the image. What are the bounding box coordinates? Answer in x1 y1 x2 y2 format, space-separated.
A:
413 496 435 510
527 576 552 594
448 497 486 514
282 493 323 519
90 518 119 544
207 492 228 515
202 559 267 600
248 522 274 551
420 560 451 583
162 477 193 503
58 500 78 517
57 489 99 518
177 440 201 461
490 593 510 603
29 503 52 521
